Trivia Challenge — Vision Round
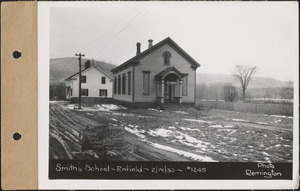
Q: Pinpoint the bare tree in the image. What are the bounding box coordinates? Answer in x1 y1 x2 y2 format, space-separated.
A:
233 65 258 102
279 81 293 101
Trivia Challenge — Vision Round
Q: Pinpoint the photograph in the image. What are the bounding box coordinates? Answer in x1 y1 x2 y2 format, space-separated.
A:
46 1 297 181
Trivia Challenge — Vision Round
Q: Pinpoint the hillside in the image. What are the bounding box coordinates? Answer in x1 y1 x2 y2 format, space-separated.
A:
50 57 117 83
196 73 284 88
50 57 284 89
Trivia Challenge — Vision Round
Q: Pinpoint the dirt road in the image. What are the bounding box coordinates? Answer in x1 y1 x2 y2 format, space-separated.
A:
49 102 193 161
49 101 293 162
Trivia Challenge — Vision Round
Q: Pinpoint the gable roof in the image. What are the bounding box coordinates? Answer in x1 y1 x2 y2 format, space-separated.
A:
111 37 200 73
65 65 113 81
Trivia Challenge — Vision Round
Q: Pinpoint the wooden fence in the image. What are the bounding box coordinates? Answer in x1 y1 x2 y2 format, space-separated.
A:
196 100 293 116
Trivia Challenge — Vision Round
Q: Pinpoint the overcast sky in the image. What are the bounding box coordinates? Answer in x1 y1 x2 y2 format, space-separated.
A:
50 2 298 81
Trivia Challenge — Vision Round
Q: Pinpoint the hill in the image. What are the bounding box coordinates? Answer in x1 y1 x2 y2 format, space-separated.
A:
50 58 284 89
196 73 284 88
50 57 117 83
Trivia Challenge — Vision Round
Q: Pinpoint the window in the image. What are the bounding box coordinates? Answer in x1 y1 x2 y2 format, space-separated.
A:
113 77 117 94
143 71 150 95
183 75 188 96
118 75 121 94
122 74 126 95
101 77 106 84
127 71 131 95
81 89 88 96
66 87 70 96
163 51 171 65
99 89 108 97
81 76 86 83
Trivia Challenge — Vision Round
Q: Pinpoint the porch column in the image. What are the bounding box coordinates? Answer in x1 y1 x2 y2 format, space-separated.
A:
160 79 164 104
178 79 183 104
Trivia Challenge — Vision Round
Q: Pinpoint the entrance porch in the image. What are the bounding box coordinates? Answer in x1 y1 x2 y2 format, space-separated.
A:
155 67 184 104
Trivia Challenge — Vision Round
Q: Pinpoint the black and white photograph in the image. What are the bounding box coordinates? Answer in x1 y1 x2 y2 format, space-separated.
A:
40 1 298 188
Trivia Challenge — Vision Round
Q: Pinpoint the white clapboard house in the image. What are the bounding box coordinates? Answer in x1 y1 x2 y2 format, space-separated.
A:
65 63 113 103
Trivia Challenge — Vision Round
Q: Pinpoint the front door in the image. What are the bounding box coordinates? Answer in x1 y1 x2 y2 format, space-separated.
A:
168 84 175 102
165 83 175 102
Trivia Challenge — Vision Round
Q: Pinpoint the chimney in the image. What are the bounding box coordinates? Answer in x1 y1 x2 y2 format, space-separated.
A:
148 39 153 48
85 60 91 69
136 42 141 55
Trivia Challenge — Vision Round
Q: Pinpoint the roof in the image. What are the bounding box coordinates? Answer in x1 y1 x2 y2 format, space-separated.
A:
65 65 113 81
155 66 185 79
111 37 200 73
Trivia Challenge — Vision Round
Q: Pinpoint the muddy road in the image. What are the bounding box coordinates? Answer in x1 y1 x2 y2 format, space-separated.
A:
49 102 193 161
49 101 293 162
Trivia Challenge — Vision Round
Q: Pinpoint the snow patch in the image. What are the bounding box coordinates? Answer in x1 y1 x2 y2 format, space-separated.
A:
209 124 223 128
183 118 212 124
186 127 201 132
125 127 145 139
148 108 163 112
150 143 216 162
232 118 249 122
83 104 127 112
257 122 268 125
173 111 188 115
148 128 173 137
270 115 293 119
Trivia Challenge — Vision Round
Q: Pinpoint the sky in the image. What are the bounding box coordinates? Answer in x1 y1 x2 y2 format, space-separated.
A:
50 2 298 81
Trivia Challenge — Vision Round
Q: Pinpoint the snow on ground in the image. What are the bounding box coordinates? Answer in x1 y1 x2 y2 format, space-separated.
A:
150 143 216 162
232 118 250 122
275 119 282 123
63 103 127 112
148 128 173 137
173 111 188 115
148 108 163 112
257 122 268 125
224 125 234 128
209 124 223 128
89 104 127 111
183 118 212 124
270 115 293 119
124 126 216 161
124 127 146 139
148 127 211 150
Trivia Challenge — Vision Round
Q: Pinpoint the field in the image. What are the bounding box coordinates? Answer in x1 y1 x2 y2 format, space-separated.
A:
49 101 293 162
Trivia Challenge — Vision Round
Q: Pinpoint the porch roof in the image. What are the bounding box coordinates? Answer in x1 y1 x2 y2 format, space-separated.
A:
155 67 185 80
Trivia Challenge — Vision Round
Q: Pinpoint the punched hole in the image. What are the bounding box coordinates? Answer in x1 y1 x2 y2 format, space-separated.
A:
13 133 22 141
13 51 22 59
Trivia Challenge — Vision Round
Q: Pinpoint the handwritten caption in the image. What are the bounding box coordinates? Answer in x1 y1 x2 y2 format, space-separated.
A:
245 163 282 178
49 160 292 179
55 163 206 174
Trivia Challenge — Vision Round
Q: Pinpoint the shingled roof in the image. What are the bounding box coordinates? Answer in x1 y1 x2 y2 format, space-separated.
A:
111 37 200 73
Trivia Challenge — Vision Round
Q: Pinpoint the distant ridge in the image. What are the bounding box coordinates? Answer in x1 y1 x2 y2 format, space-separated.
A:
50 57 284 88
50 57 117 83
196 73 284 88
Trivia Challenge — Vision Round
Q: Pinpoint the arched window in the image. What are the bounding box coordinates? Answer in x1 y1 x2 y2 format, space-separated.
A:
163 51 171 65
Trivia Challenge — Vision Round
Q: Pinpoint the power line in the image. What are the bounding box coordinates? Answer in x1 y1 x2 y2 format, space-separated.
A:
90 7 148 60
81 7 140 54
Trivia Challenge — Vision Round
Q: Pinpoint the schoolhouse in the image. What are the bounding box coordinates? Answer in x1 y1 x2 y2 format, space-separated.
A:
111 37 200 105
65 63 113 103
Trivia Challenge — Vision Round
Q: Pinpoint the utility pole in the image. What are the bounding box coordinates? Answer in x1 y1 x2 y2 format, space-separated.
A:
75 53 85 109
